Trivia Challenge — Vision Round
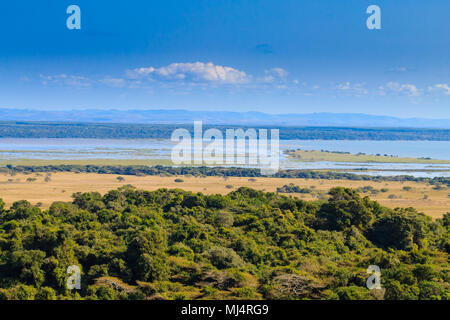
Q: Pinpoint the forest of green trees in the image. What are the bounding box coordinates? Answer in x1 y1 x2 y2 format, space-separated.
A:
1 122 449 140
0 186 448 300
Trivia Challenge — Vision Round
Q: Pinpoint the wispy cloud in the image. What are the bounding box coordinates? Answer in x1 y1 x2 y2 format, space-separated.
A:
40 74 130 89
378 82 421 96
386 66 416 74
335 82 368 96
40 74 92 88
428 84 450 95
98 77 126 87
266 67 288 78
38 65 448 104
261 67 289 83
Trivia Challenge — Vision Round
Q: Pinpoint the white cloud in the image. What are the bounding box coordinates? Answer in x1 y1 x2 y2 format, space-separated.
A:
129 67 155 78
128 62 249 84
428 84 450 95
39 64 296 90
99 77 126 87
266 67 288 78
40 74 92 88
336 82 368 95
261 67 289 83
379 82 420 96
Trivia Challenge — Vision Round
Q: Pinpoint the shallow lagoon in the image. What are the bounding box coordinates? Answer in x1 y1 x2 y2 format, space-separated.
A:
1 138 449 177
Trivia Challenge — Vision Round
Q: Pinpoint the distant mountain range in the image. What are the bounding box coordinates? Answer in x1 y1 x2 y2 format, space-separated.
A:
1 108 449 128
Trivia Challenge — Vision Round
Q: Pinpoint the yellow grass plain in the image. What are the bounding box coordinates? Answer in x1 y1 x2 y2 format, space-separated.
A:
0 172 448 219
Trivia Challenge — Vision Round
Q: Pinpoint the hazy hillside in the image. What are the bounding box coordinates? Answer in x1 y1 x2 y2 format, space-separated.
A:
1 108 449 128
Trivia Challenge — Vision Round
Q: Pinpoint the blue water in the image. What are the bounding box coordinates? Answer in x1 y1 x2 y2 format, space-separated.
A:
280 140 450 160
1 138 449 177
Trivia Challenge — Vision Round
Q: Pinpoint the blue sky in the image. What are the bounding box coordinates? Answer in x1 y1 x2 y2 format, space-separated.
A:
0 0 449 118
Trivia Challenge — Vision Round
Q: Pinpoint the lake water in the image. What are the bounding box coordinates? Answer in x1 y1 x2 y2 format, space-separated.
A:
1 138 449 177
280 140 450 160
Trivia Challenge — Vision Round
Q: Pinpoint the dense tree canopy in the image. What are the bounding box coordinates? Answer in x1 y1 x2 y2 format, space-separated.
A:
0 186 448 300
1 122 449 140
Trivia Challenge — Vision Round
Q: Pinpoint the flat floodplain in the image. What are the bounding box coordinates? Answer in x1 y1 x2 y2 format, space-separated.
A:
2 139 450 177
0 172 448 219
284 149 450 164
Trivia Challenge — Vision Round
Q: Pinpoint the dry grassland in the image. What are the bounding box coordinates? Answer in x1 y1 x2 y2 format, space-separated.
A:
0 172 448 219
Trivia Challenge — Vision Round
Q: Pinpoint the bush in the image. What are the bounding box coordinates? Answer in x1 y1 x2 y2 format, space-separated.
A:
369 208 430 250
318 187 377 231
205 246 244 269
335 286 374 300
215 211 234 228
413 264 436 282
